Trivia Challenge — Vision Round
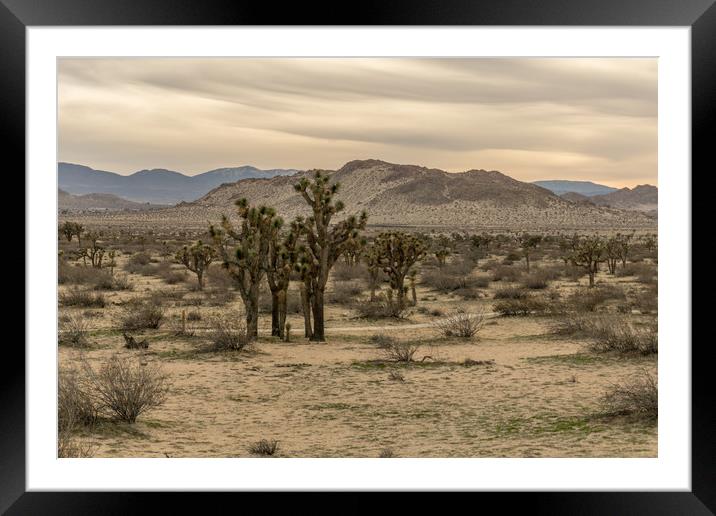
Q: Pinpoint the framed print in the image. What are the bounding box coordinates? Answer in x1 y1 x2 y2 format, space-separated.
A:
4 0 712 512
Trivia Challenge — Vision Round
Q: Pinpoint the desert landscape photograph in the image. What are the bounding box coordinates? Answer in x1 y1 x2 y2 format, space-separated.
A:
56 57 658 459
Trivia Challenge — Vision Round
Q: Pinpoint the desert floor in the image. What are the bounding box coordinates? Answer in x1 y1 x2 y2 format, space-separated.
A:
60 260 657 458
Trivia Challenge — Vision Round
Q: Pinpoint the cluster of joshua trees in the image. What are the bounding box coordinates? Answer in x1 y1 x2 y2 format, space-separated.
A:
60 170 655 343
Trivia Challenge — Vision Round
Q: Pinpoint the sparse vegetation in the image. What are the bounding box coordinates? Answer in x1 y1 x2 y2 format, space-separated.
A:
601 370 657 422
434 310 485 338
248 439 279 456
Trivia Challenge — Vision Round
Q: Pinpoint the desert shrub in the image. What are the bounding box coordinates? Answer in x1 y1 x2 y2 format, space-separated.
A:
494 297 551 316
127 251 152 267
588 319 657 356
58 313 91 347
551 315 602 337
381 340 421 362
491 265 522 283
601 370 657 421
118 302 165 330
60 288 106 308
631 286 658 313
434 310 485 338
332 262 369 282
248 439 279 456
162 270 188 285
494 286 528 300
616 262 656 283
149 289 185 306
370 333 396 349
521 269 554 290
453 286 482 299
202 289 235 306
329 281 365 305
205 264 234 291
568 285 626 312
86 355 168 423
473 275 490 288
479 259 501 272
563 264 586 282
379 448 397 457
353 290 406 319
207 317 249 352
110 274 134 291
187 310 202 321
505 251 522 262
58 367 99 428
59 263 127 290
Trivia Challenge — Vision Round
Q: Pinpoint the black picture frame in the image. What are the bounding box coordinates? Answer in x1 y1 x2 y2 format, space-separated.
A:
4 0 710 512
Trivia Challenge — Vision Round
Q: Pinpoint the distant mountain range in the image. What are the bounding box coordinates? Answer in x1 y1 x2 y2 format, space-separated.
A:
74 159 656 230
59 189 166 212
58 162 299 204
532 180 618 197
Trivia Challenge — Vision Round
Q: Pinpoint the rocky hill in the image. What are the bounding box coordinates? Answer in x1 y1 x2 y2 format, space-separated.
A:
58 189 166 212
590 184 658 214
68 160 657 231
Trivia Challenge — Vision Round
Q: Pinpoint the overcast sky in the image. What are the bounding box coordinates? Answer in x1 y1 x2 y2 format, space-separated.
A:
58 58 657 187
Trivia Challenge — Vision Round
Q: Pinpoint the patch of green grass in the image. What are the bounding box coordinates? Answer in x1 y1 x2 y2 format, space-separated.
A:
525 353 657 367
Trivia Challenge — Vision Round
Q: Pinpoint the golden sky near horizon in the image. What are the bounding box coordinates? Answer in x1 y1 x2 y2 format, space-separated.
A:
58 58 657 187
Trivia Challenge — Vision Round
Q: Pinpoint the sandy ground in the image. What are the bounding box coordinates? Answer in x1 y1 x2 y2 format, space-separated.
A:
60 259 657 458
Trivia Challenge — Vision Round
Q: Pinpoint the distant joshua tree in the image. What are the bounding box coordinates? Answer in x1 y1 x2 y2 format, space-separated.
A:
294 170 367 341
568 235 605 287
517 233 542 273
210 199 278 340
374 232 427 311
362 243 383 302
79 230 105 268
59 222 84 246
175 240 216 290
431 235 452 267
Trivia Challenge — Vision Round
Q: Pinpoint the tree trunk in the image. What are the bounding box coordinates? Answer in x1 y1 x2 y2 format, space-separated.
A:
525 254 530 273
310 288 325 342
411 283 417 306
245 285 260 340
278 290 287 340
300 283 312 338
395 276 406 310
271 290 281 337
197 271 204 290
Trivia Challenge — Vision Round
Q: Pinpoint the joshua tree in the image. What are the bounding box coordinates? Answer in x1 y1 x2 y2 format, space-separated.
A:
362 243 383 302
59 221 77 243
517 233 542 273
293 246 315 338
175 240 216 290
210 199 278 340
265 219 300 338
374 232 427 311
604 236 622 274
79 231 105 268
617 232 634 268
431 235 452 267
568 235 605 287
294 170 367 341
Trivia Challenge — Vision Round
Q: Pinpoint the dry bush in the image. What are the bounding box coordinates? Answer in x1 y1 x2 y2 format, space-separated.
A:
630 285 658 313
149 289 185 306
494 297 551 316
248 439 279 456
563 264 586 282
379 448 397 457
352 290 406 319
328 280 365 305
551 315 601 337
207 317 249 351
453 286 482 299
59 313 91 347
617 262 657 284
388 371 405 382
60 288 106 308
494 286 528 300
568 285 625 312
126 251 152 268
59 263 130 291
58 428 96 458
473 275 490 288
422 260 475 292
332 262 369 282
588 318 657 356
381 340 421 362
521 269 554 290
491 265 522 283
434 310 485 338
118 302 165 330
601 370 657 422
85 354 169 423
59 366 99 429
206 264 234 291
370 333 396 349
